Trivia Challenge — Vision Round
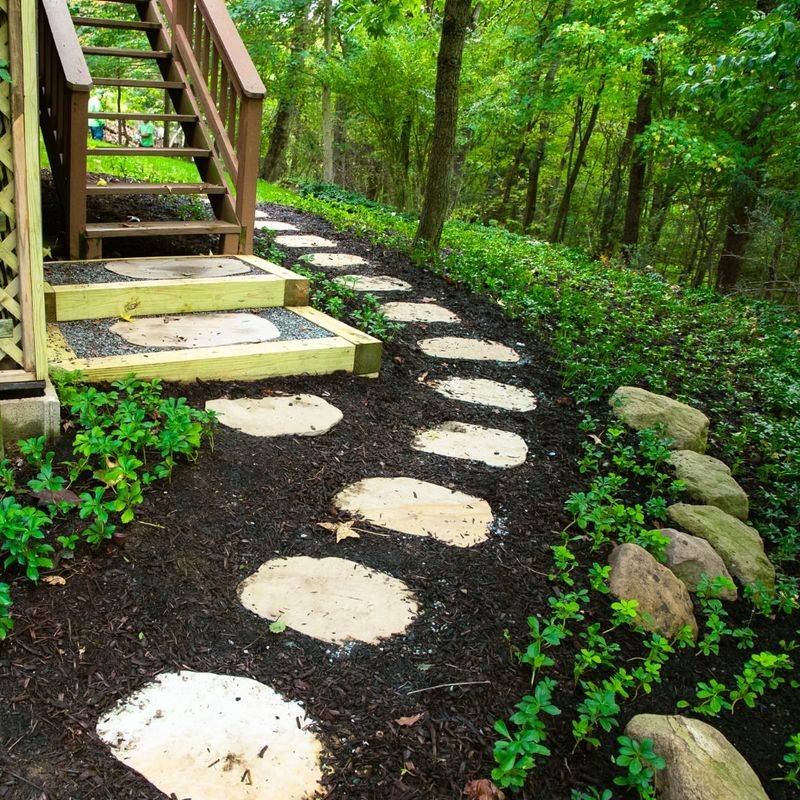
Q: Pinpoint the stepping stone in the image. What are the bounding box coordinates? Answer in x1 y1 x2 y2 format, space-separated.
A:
335 274 411 292
412 421 527 467
110 312 280 349
254 209 269 219
96 671 323 800
254 220 298 232
381 302 460 323
305 252 367 268
274 234 337 248
104 256 250 280
430 377 537 411
206 394 342 437
238 556 418 644
418 336 520 363
334 476 493 547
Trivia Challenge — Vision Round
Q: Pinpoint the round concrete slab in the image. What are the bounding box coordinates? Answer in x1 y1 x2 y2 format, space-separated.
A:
274 234 337 248
238 556 418 644
104 257 250 280
110 313 280 349
305 252 368 268
430 377 537 411
96 671 323 800
254 209 269 219
335 275 411 292
334 476 493 547
413 421 528 467
254 220 298 232
418 336 520 363
381 302 461 323
206 395 343 437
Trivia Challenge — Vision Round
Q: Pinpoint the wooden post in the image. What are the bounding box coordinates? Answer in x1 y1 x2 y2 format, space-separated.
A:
67 90 89 259
235 96 262 254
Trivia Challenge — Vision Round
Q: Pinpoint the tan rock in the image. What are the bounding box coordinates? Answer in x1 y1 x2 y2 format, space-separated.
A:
335 275 411 292
418 337 520 363
625 714 769 800
662 528 737 600
412 421 527 467
305 252 367 268
381 302 460 323
610 386 709 452
608 543 698 638
429 377 537 411
206 394 343 437
669 450 748 519
667 503 775 591
274 234 337 248
104 256 250 280
254 220 298 231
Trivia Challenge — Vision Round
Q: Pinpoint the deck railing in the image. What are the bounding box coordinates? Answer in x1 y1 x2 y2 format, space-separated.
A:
38 0 91 260
163 0 265 252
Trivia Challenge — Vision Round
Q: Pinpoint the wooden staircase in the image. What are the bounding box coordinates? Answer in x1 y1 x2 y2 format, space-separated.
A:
39 0 265 259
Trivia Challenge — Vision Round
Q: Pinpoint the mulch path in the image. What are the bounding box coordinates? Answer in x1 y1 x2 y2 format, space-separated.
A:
1 185 797 799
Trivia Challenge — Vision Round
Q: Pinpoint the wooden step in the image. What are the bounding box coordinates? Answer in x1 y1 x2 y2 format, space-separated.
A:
72 16 161 30
94 78 182 90
86 181 226 196
84 220 241 239
83 46 171 59
91 112 197 123
87 146 210 157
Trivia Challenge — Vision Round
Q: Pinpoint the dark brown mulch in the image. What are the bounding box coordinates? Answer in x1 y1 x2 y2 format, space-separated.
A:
1 184 797 800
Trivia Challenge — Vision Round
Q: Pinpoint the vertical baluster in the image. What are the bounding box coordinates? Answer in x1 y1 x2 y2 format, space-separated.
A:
210 49 220 103
219 64 229 129
226 87 236 142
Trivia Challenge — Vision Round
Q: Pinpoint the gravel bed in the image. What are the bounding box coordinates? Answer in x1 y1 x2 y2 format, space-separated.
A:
43 259 261 285
59 308 334 359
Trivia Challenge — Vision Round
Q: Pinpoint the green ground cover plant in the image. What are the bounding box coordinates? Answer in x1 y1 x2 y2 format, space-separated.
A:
0 374 216 639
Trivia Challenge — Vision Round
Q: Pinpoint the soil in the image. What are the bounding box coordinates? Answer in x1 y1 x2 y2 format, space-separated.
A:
1 183 797 800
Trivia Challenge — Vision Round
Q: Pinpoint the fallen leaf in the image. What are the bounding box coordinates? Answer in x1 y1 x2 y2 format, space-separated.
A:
589 434 602 445
268 620 286 634
318 520 361 543
417 371 429 383
120 314 133 323
31 488 80 507
42 575 66 586
463 778 506 800
96 178 108 186
394 713 423 727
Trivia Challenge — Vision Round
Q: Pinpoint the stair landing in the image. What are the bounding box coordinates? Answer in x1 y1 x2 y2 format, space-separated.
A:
44 255 381 381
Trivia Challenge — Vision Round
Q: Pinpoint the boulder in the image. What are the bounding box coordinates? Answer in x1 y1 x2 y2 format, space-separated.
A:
662 528 737 601
608 543 698 639
625 714 769 800
667 504 775 592
668 450 748 519
609 387 709 453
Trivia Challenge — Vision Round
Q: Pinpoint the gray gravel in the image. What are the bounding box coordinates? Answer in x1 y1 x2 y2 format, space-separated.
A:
59 308 334 359
44 260 260 285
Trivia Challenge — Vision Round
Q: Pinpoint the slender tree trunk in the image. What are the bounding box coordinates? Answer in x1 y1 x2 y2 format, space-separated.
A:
321 0 334 182
596 123 633 253
621 56 656 261
261 8 310 181
550 86 603 242
496 122 532 220
414 0 473 249
716 175 759 290
646 174 677 250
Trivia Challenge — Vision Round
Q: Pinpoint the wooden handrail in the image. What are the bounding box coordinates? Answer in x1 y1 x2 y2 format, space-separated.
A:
40 0 92 92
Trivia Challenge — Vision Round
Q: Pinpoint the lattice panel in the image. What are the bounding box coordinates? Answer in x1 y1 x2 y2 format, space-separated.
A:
0 0 24 369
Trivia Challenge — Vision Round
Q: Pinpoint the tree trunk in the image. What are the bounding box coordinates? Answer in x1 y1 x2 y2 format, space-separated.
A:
716 176 758 290
333 94 349 184
549 86 603 243
414 0 473 250
596 122 633 254
496 123 531 220
261 8 310 182
321 0 334 182
621 56 656 261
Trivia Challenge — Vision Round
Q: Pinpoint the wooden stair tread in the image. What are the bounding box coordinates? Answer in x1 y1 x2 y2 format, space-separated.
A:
88 147 210 157
91 112 197 122
94 78 182 89
72 16 161 30
85 220 241 238
86 182 226 195
83 46 171 59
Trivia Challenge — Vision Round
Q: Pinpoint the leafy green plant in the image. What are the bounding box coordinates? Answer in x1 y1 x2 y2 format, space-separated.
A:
779 732 800 787
0 581 13 639
613 736 665 799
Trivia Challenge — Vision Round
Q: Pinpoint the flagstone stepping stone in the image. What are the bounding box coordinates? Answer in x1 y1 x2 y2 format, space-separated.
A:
274 234 337 248
206 394 343 437
110 312 280 349
96 671 323 800
418 336 520 363
254 209 269 219
305 252 368 268
610 386 709 453
668 450 749 519
335 274 411 292
238 556 418 644
334 476 493 547
667 503 775 591
104 256 250 280
430 377 537 411
625 714 770 800
382 302 461 323
254 219 298 231
412 421 527 468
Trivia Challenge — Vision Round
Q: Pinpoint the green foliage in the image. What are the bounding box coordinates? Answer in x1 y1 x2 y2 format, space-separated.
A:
780 733 800 788
0 582 11 640
612 736 665 799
